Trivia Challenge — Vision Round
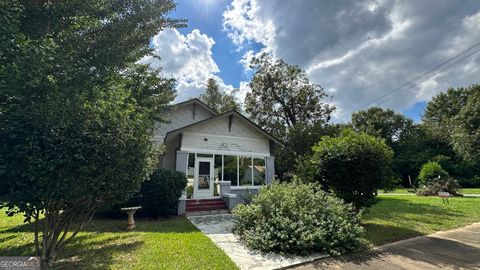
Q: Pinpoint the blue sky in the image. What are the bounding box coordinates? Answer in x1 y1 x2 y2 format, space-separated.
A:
147 0 480 123
171 0 249 87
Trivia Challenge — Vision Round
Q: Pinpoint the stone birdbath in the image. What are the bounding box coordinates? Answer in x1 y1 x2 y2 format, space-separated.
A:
120 206 142 230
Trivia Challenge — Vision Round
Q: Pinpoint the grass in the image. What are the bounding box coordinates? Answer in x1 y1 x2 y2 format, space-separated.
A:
380 188 480 194
2 195 480 267
459 188 480 194
363 195 480 245
0 212 237 270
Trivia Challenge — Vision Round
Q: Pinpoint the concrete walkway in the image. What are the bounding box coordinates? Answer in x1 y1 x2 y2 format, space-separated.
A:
292 223 480 270
187 214 327 270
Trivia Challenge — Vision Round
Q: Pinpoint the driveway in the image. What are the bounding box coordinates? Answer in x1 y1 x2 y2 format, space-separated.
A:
291 222 480 270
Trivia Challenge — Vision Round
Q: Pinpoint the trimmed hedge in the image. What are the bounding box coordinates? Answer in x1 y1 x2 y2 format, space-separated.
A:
232 182 364 256
138 168 187 217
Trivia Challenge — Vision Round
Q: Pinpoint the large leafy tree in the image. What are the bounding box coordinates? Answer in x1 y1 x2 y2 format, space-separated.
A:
423 86 472 142
0 1 182 268
245 54 335 180
392 124 453 186
423 84 480 164
279 123 347 181
245 53 335 139
451 86 480 163
351 107 414 147
200 78 241 113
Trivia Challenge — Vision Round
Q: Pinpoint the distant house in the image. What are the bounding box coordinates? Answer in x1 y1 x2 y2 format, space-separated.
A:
153 98 282 214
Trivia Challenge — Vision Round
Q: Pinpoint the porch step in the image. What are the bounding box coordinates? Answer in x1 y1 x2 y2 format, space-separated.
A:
186 198 228 213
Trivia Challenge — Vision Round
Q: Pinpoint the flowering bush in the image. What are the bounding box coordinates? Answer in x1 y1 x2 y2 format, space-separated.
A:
232 182 364 255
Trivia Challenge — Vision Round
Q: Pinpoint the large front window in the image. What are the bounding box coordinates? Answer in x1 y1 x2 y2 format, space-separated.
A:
187 153 267 187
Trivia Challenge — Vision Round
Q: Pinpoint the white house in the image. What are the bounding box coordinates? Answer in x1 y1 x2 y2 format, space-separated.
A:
153 98 282 214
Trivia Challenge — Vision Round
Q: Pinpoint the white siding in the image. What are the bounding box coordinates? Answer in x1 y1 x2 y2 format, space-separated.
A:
152 103 214 143
180 115 270 156
161 137 178 170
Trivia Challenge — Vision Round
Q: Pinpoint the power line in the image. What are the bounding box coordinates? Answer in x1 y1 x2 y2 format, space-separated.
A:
373 45 480 107
339 40 480 118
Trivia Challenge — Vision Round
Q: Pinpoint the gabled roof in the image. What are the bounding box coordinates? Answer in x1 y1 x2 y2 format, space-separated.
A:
164 101 284 146
172 98 219 116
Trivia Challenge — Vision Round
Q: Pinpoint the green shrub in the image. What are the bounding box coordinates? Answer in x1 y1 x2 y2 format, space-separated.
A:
232 183 364 256
418 161 449 186
311 129 394 208
186 185 194 199
138 168 187 217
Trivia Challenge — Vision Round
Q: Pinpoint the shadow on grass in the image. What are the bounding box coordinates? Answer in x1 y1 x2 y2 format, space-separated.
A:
55 234 143 270
0 233 143 269
362 223 423 246
1 216 199 269
5 216 199 234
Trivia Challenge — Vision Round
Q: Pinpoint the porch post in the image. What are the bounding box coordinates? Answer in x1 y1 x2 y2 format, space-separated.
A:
176 151 189 215
265 156 275 185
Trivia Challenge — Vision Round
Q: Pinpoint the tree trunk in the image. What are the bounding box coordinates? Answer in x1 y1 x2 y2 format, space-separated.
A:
33 204 96 269
41 257 54 270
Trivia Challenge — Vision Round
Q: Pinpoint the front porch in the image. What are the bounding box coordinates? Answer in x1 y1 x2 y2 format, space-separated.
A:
175 150 275 215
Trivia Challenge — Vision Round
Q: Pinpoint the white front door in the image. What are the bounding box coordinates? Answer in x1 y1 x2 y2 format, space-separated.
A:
194 157 214 199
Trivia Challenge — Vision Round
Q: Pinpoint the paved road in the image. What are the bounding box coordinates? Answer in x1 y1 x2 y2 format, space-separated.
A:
291 223 480 270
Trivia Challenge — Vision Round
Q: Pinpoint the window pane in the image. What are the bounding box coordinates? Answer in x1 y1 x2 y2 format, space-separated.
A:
253 157 266 185
187 153 195 198
197 153 213 158
239 156 252 186
223 155 238 186
197 161 211 190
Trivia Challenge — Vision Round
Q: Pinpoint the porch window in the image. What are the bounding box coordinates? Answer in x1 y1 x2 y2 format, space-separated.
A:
238 156 252 186
253 157 266 185
223 155 238 186
187 152 267 187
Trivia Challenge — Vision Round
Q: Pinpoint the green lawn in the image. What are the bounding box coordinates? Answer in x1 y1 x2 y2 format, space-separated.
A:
380 188 480 194
0 212 237 270
459 188 480 194
363 195 480 245
2 195 480 267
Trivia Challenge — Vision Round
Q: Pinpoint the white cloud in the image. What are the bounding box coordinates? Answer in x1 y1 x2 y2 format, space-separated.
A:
142 28 238 101
239 50 255 71
222 0 275 49
237 81 251 103
223 0 480 121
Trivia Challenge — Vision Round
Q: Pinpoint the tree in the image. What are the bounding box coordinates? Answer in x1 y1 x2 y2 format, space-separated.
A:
200 78 241 113
311 130 394 208
392 124 454 186
351 107 414 147
423 86 472 142
423 84 480 164
277 123 346 181
451 86 480 163
245 53 335 139
0 1 181 268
